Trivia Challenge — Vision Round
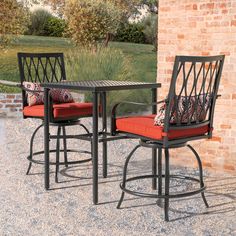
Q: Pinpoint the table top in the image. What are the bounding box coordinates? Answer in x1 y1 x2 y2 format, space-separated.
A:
41 80 161 92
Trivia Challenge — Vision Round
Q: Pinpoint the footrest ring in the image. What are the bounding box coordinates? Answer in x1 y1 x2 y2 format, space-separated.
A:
120 174 206 199
27 149 92 166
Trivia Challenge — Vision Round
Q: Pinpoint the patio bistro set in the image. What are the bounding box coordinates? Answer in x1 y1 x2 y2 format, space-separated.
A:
3 53 225 221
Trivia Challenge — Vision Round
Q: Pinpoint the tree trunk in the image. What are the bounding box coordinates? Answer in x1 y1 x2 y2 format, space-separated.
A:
104 33 113 47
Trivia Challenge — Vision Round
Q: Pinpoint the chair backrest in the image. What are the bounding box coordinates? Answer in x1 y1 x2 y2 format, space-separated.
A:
163 55 225 140
18 52 66 108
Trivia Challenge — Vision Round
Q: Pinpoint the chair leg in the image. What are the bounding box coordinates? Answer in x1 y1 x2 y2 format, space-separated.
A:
152 148 157 190
62 126 68 168
26 124 44 175
55 126 61 183
117 145 141 209
79 123 93 163
187 144 209 208
164 148 170 222
158 148 162 196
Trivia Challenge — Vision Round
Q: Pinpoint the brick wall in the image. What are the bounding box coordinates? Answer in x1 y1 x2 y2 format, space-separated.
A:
0 92 85 118
158 0 236 171
0 93 22 117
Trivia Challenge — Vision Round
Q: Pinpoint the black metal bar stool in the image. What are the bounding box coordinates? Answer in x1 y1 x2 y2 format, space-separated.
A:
111 55 225 221
18 52 93 183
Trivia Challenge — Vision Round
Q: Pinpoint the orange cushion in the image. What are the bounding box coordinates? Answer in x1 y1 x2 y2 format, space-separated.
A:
116 115 209 140
23 102 93 119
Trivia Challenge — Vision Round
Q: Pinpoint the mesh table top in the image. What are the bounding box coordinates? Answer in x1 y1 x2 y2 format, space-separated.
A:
41 80 161 92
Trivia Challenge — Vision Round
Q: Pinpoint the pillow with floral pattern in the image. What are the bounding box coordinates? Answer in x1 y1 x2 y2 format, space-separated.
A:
23 82 74 106
23 81 44 106
49 88 74 103
154 95 211 126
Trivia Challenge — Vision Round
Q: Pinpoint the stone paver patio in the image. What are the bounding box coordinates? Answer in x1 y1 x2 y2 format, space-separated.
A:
0 118 236 235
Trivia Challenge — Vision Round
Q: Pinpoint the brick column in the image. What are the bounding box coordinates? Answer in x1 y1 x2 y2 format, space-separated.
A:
158 0 236 171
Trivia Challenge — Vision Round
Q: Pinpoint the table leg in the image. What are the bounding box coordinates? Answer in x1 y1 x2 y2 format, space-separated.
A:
151 88 157 190
152 148 157 190
151 87 157 113
44 88 50 190
92 92 99 204
101 92 107 178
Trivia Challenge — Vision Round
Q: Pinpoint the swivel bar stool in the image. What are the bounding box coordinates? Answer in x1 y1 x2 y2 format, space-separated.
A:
18 52 93 183
111 55 225 221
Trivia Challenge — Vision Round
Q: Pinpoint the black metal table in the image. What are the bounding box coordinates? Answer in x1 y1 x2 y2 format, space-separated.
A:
41 80 161 204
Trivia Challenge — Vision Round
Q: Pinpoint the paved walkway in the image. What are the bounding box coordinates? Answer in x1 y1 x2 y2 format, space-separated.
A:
0 118 236 236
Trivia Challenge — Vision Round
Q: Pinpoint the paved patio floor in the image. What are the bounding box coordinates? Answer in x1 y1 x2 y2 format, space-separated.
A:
0 118 236 236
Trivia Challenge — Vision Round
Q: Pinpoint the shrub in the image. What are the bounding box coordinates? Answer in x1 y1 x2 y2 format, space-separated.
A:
65 47 149 114
141 14 157 49
115 23 146 44
44 17 66 37
66 48 128 80
27 9 52 36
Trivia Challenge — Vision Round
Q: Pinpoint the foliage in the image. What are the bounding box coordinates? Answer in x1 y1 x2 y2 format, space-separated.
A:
115 23 146 44
115 14 157 47
44 17 66 37
108 0 142 20
26 9 52 36
141 14 157 49
43 0 65 16
65 47 133 82
44 0 148 46
64 0 122 47
140 0 158 14
46 0 141 19
26 9 66 37
0 0 29 48
65 46 149 114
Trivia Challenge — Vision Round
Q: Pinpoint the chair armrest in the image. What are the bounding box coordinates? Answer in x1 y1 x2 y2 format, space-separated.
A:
18 85 43 93
0 80 21 87
0 80 44 93
111 99 166 135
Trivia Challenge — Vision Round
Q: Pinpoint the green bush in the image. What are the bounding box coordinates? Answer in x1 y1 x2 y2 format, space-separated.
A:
141 14 157 49
26 9 52 36
44 17 66 37
115 23 146 44
65 47 150 114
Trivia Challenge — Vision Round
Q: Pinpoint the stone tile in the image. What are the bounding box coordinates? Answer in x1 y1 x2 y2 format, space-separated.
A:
0 118 235 235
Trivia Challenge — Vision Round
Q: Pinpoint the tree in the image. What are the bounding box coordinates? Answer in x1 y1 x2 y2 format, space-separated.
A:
0 0 29 48
45 0 141 18
141 0 158 14
44 0 158 46
44 0 142 46
109 0 141 19
64 0 122 47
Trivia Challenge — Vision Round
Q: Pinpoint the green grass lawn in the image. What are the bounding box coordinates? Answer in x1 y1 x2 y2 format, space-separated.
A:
0 35 156 85
0 35 157 113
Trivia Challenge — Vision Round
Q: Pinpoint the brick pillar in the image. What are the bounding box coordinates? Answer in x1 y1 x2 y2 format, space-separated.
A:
158 0 236 171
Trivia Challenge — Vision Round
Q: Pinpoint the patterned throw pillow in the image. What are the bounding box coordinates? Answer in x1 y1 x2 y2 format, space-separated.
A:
23 81 44 106
50 88 74 103
154 95 211 126
154 103 166 126
196 94 211 121
23 82 74 106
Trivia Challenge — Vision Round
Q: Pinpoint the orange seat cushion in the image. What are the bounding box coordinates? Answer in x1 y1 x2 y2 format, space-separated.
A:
23 102 93 119
116 115 209 140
